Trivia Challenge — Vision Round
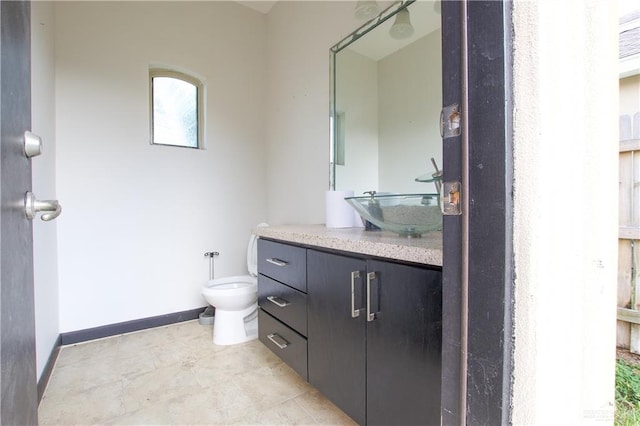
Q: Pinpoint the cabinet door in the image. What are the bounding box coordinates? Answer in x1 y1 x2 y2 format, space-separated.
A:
307 250 367 426
366 260 442 426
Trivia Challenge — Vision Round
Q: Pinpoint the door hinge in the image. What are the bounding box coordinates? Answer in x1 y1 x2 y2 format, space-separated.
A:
441 181 462 216
440 104 461 139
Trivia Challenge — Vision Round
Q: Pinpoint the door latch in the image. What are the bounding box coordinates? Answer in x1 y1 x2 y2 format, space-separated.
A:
440 181 462 216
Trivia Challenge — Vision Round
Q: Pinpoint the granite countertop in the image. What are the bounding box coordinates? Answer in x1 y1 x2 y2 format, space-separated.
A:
254 224 442 266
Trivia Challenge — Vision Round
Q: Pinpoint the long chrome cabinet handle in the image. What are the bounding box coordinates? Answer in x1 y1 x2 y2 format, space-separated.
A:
367 272 376 322
266 296 290 308
351 271 361 318
266 258 288 267
267 333 289 349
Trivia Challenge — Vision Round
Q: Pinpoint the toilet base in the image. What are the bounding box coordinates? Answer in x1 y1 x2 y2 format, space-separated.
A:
212 303 258 345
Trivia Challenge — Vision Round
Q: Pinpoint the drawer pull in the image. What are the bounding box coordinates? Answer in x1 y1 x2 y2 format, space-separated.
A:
266 295 290 308
351 271 361 318
367 271 377 322
266 258 288 267
267 333 289 349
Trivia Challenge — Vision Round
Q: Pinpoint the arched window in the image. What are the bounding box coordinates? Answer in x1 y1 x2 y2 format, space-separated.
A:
149 68 204 148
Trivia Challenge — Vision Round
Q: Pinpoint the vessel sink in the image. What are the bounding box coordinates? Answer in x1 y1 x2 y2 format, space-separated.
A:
344 193 442 238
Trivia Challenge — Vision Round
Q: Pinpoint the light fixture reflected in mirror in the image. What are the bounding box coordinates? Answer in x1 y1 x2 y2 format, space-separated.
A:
389 8 414 40
354 0 380 20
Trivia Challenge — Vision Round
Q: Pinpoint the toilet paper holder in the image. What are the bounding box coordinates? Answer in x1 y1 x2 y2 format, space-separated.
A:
204 251 219 280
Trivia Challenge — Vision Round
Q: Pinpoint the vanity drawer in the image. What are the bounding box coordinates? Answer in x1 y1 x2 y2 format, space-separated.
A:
257 239 307 292
258 275 307 336
259 310 308 380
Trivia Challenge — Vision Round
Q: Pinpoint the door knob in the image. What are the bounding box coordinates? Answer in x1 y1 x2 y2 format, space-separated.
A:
25 192 62 221
24 131 43 158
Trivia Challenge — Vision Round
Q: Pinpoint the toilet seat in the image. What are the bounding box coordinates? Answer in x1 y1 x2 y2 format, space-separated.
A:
202 275 257 313
204 275 257 293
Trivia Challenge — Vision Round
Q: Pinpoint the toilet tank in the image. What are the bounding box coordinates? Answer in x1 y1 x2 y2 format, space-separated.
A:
247 234 259 276
248 223 268 276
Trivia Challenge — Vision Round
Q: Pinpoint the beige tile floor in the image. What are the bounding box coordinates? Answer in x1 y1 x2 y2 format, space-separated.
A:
38 320 356 425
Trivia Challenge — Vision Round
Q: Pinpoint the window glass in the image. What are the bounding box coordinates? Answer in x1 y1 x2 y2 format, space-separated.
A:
150 70 203 148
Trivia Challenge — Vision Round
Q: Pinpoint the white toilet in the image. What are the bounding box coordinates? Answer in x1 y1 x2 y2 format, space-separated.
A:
201 233 259 345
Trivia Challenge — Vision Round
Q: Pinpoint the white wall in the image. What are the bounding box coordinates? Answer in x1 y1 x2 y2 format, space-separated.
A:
31 1 59 380
265 1 442 213
265 1 359 224
335 31 442 196
378 30 441 193
54 2 267 332
511 0 618 423
335 49 379 195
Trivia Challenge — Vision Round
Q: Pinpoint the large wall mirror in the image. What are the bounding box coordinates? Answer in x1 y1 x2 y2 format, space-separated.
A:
330 0 442 195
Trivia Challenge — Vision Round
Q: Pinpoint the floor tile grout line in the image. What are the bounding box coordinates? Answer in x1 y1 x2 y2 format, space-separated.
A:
39 321 353 426
290 391 324 425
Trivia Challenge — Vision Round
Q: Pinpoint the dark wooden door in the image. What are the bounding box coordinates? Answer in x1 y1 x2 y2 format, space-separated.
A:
307 250 367 425
366 260 442 426
440 1 464 423
440 1 512 424
0 0 39 424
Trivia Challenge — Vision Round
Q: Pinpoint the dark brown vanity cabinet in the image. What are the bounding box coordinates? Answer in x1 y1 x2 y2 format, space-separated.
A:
307 249 442 426
257 239 308 379
257 238 442 425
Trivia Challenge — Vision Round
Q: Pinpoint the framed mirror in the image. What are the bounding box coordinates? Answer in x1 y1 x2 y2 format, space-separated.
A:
330 0 442 195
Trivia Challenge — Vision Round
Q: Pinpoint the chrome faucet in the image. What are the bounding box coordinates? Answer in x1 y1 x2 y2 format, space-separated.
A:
430 158 443 194
362 190 383 229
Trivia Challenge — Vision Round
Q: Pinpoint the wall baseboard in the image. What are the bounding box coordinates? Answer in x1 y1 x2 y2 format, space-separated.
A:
60 307 207 345
38 307 207 404
37 335 61 404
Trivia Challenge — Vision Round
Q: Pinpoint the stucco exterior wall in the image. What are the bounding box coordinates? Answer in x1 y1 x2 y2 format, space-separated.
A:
511 0 619 423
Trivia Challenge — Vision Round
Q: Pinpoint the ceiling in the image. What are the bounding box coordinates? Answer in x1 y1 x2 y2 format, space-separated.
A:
233 1 441 61
236 1 278 14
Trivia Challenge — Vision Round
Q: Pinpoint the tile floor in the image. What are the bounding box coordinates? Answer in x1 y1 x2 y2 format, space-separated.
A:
38 320 356 425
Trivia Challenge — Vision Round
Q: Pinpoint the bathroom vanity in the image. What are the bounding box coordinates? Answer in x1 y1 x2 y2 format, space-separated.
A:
256 225 442 426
